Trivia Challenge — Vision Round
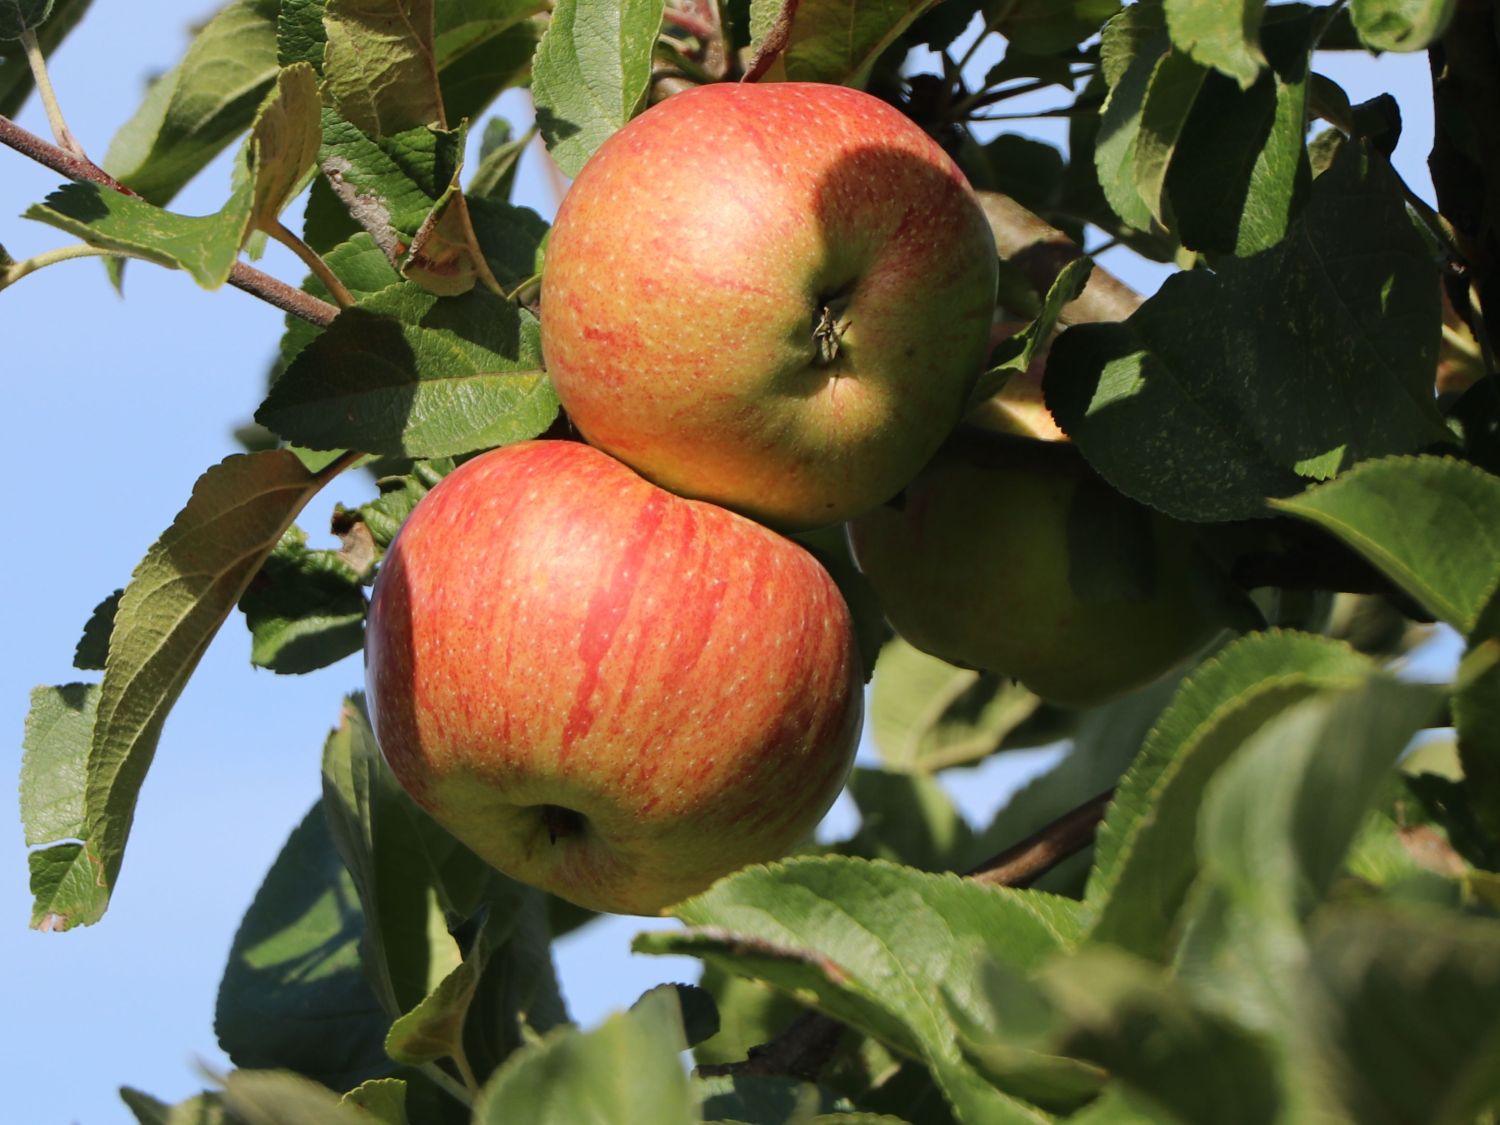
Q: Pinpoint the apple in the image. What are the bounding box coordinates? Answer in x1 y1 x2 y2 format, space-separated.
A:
539 81 999 529
364 440 863 915
847 429 1222 707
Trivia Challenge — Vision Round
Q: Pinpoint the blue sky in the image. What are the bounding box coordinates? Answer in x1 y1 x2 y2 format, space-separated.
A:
0 5 1443 1122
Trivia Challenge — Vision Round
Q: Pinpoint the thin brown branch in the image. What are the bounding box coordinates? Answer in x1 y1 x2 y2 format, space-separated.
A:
0 114 340 329
697 788 1117 1083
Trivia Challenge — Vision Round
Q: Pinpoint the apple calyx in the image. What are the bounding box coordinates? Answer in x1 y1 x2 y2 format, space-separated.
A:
540 804 586 844
812 286 854 367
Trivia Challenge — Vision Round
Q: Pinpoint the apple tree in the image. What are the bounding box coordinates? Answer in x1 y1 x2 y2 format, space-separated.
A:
8 0 1500 1121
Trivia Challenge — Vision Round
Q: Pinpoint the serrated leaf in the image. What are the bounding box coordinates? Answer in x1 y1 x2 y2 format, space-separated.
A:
256 284 556 457
323 0 443 135
1310 908 1500 1124
384 953 481 1066
0 0 53 38
26 181 251 288
1270 455 1500 637
278 0 327 68
73 589 122 671
72 451 343 928
472 987 696 1125
1163 0 1266 87
1086 631 1378 958
340 1078 408 1124
746 0 940 86
637 856 1081 1123
1047 142 1448 523
1350 0 1455 51
214 804 392 1087
102 0 280 206
219 1069 369 1125
531 0 663 178
0 0 87 116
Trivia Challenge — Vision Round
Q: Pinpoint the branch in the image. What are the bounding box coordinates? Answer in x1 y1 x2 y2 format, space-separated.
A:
696 788 1116 1083
0 114 340 329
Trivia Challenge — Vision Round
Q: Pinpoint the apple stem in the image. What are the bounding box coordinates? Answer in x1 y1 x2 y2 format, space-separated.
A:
811 287 854 367
540 804 586 843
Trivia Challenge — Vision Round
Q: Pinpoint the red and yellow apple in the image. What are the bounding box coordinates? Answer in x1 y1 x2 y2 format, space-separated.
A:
539 81 999 529
848 430 1222 707
364 440 863 915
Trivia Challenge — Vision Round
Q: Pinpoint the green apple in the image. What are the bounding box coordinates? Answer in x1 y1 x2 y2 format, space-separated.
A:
847 429 1222 707
364 440 863 915
540 81 999 529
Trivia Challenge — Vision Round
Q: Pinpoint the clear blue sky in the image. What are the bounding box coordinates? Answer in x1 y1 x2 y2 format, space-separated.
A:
0 5 1442 1122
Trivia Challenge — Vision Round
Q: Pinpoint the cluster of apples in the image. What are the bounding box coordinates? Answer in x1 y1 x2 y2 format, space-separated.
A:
364 83 1218 916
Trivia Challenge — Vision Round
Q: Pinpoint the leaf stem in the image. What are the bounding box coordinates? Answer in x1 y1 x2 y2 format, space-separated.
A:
18 27 85 161
265 220 356 309
0 242 118 290
420 1061 474 1108
0 114 340 328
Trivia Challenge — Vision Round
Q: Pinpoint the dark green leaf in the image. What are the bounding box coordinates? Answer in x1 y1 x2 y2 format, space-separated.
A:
531 0 664 177
0 0 53 40
1455 629 1500 839
256 284 556 458
433 0 544 123
77 452 338 927
997 0 1122 54
238 526 366 675
214 804 393 1087
1270 455 1500 637
73 588 122 671
1048 143 1448 522
278 0 326 68
1132 49 1208 225
219 1069 369 1125
746 0 941 86
0 0 87 116
1094 3 1169 231
102 0 280 205
1162 0 1266 87
978 257 1093 397
1350 0 1455 51
472 987 696 1124
467 197 548 292
636 983 720 1049
694 1073 860 1122
693 963 802 1068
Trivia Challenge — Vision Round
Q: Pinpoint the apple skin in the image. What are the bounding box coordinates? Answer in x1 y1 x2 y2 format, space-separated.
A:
364 440 863 915
539 81 999 530
847 430 1221 707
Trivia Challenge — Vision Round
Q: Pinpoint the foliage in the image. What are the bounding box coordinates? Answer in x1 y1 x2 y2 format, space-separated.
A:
6 0 1500 1121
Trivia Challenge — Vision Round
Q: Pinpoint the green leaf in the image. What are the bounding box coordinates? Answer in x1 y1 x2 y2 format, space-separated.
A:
239 527 367 675
531 0 664 178
76 451 341 927
472 987 697 1125
1163 0 1266 87
21 684 104 931
1033 949 1283 1124
214 804 392 1087
469 117 528 201
1350 0 1456 51
468 197 549 292
1455 629 1500 839
384 953 483 1066
339 1078 408 1124
1086 631 1379 958
0 0 88 116
1270 455 1500 637
26 181 251 288
243 62 323 233
219 1069 369 1125
72 589 122 671
693 963 802 1068
432 2 542 124
1132 49 1208 225
103 0 280 206
995 0 1122 54
747 0 941 86
0 0 53 39
637 856 1081 1123
976 258 1094 400
695 1073 862 1122
1094 2 1168 232
278 0 327 68
1310 908 1500 1124
323 0 442 135
119 1088 228 1125
255 284 556 458
1047 142 1448 523
869 639 1070 775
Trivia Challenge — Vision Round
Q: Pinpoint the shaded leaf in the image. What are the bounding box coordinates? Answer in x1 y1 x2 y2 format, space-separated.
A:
472 987 696 1125
219 1069 368 1125
1048 143 1447 522
256 284 556 458
531 0 663 177
996 0 1122 54
1455 627 1500 839
239 527 366 675
747 0 940 86
73 588 122 671
214 804 392 1088
1350 0 1455 51
0 0 88 116
323 0 442 135
0 0 51 38
244 62 323 233
1270 455 1500 637
1094 2 1168 232
340 1078 408 1124
1163 0 1266 87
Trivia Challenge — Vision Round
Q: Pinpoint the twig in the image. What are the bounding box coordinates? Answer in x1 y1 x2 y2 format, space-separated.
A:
697 789 1117 1083
0 242 117 289
0 114 340 328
